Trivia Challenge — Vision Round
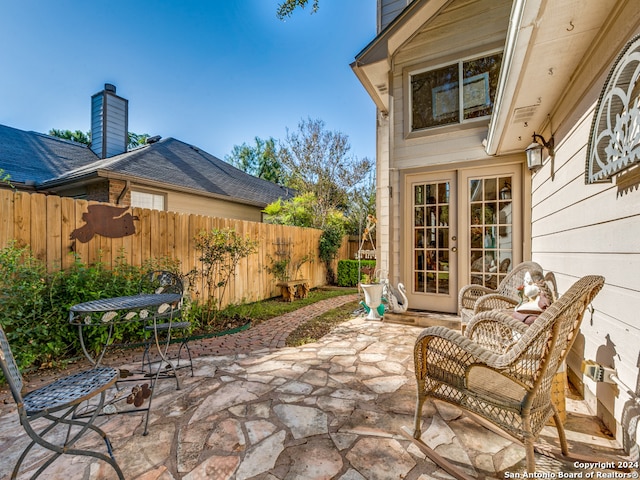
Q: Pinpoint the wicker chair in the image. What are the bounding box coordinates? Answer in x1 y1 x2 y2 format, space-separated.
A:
413 275 605 475
141 270 193 376
0 323 124 479
458 261 545 331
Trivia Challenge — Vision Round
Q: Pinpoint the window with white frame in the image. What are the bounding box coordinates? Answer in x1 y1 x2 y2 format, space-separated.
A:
131 190 165 211
410 52 503 131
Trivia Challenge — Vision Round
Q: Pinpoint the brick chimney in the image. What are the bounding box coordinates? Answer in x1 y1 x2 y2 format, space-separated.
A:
90 83 128 159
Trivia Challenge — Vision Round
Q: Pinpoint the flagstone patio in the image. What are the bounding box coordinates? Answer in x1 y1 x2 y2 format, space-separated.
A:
0 300 631 480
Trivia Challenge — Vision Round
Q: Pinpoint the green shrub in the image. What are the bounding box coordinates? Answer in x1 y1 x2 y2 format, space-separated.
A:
319 223 345 285
191 228 258 326
0 243 179 372
48 252 149 359
337 260 376 287
0 241 68 369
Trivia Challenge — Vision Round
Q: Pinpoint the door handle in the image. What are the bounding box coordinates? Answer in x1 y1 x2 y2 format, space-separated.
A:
452 236 457 241
451 247 458 252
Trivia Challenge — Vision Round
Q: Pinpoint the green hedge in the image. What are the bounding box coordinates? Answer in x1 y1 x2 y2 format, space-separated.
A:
337 260 376 287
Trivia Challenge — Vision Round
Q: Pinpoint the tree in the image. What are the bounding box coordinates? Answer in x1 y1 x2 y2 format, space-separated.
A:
344 172 376 236
49 128 150 150
263 192 317 228
278 118 373 228
49 129 90 145
127 132 150 150
276 0 319 19
225 137 284 184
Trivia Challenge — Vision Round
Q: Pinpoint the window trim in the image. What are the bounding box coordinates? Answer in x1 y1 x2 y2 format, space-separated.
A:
405 48 503 139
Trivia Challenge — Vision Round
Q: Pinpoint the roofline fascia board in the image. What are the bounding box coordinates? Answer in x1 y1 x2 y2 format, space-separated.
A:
352 0 453 114
485 0 543 156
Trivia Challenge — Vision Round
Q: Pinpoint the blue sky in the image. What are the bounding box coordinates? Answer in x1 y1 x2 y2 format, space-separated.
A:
0 1 377 162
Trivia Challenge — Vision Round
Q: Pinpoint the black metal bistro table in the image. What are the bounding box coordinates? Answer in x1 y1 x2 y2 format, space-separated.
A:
69 293 183 435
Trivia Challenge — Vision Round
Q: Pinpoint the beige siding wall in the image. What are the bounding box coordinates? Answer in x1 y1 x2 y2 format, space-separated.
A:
531 7 640 448
390 0 511 170
167 190 263 222
383 0 511 282
379 0 410 32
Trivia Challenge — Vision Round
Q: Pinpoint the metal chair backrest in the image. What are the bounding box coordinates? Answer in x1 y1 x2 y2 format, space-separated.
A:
0 322 26 405
146 270 183 296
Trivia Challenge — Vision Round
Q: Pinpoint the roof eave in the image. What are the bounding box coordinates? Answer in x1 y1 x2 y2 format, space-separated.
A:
485 0 545 156
351 60 389 112
46 170 275 208
352 0 454 114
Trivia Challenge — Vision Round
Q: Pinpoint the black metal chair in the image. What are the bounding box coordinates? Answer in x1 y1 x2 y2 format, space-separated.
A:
0 323 124 479
141 270 193 376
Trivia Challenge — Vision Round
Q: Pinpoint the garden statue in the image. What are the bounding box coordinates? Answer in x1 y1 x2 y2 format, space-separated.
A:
384 280 408 313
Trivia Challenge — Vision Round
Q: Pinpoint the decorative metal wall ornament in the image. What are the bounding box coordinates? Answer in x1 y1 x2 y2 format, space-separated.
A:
70 204 139 243
586 34 640 184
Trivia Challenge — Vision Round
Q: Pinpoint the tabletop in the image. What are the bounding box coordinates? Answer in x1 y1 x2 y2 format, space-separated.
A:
69 293 182 325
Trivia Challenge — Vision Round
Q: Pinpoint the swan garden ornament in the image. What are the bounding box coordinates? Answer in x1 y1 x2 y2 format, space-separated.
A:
384 280 409 313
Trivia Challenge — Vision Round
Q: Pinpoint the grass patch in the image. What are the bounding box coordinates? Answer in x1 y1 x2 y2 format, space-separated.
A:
285 300 361 347
218 287 358 325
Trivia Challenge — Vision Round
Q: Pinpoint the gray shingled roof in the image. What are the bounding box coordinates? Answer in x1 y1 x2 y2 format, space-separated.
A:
0 125 292 206
0 124 99 184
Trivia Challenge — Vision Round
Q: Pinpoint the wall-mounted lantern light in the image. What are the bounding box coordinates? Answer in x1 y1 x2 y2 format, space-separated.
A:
525 132 554 171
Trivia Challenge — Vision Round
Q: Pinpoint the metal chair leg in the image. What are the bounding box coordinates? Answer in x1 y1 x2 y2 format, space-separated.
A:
14 391 124 479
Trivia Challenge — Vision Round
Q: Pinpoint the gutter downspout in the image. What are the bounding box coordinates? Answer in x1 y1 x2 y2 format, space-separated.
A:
117 180 131 205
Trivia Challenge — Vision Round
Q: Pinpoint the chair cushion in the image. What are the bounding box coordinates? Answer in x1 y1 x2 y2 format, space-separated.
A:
467 366 526 409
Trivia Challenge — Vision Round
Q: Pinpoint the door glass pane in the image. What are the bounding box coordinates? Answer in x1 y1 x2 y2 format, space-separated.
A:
468 175 513 288
413 181 450 295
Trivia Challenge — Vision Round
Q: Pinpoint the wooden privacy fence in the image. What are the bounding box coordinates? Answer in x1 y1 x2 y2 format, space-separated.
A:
0 190 349 308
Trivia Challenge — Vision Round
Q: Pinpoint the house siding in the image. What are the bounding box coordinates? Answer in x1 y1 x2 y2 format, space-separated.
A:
168 190 264 222
382 0 512 284
379 0 411 32
531 6 640 448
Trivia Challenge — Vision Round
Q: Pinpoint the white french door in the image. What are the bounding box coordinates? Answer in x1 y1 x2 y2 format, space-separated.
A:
404 165 522 313
404 172 458 312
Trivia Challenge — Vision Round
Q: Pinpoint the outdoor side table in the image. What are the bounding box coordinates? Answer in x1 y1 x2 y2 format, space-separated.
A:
69 293 182 435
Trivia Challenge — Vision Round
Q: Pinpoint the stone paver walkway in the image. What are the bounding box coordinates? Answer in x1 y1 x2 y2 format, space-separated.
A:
0 294 630 479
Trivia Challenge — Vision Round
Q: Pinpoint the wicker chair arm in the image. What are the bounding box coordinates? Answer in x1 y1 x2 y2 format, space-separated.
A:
458 284 496 310
473 294 519 313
